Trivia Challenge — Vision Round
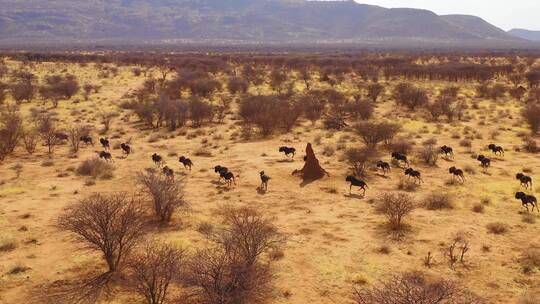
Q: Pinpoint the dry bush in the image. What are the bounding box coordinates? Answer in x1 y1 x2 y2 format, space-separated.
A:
68 125 89 153
418 143 438 166
189 99 214 127
36 114 61 154
137 171 189 224
76 158 115 179
446 234 471 270
520 246 540 274
486 222 509 235
345 147 378 177
187 206 284 304
299 93 325 124
22 129 39 154
240 95 300 136
98 111 117 133
387 138 413 155
0 106 23 162
57 193 147 272
354 121 400 148
40 74 80 107
393 83 429 110
366 83 384 102
522 103 540 134
424 193 454 210
353 271 482 304
10 80 35 104
127 242 186 304
376 193 415 232
397 177 419 192
227 76 249 94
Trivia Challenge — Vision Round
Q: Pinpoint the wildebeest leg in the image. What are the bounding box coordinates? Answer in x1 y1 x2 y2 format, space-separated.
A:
349 184 352 194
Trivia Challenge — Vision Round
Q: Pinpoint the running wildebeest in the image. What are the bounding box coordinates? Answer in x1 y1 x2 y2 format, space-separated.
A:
515 192 539 212
376 160 391 175
346 175 368 195
259 171 271 191
516 173 533 189
477 155 491 170
391 152 409 167
80 135 94 146
440 145 454 158
404 168 423 183
120 143 131 155
98 151 112 162
449 166 465 183
279 146 296 158
54 132 69 142
100 138 110 150
222 171 236 187
214 165 229 182
162 166 174 179
152 153 164 167
488 144 504 156
179 156 193 171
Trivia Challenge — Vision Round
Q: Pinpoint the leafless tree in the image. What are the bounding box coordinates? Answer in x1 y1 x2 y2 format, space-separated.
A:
127 242 186 304
345 147 378 177
376 192 416 232
57 193 147 273
137 171 189 224
187 206 284 304
523 103 540 134
22 128 39 155
36 114 60 154
0 106 23 162
353 271 483 304
354 121 400 148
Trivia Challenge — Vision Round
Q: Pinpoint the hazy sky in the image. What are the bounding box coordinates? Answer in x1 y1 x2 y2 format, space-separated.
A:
354 0 540 31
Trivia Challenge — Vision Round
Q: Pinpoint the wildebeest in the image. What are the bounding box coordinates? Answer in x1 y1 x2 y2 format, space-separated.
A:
214 165 229 181
515 192 539 212
152 153 164 167
488 144 504 156
376 161 391 175
449 166 465 183
120 143 131 155
516 173 533 189
162 166 174 179
222 171 236 187
54 132 68 142
391 152 409 167
440 145 454 158
279 146 296 158
259 171 271 191
477 155 491 170
80 135 94 146
179 156 193 171
98 151 112 162
100 138 110 150
345 175 368 195
404 168 423 183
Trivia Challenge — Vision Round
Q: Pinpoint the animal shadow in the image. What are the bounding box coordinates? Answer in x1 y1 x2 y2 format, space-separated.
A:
344 193 365 199
277 159 294 163
256 187 267 195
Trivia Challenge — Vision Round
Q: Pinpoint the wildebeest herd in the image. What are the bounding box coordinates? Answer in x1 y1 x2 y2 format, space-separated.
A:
74 135 537 213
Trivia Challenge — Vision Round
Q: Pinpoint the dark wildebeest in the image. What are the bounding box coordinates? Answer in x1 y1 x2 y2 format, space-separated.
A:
259 171 271 191
440 145 454 158
222 171 236 187
515 192 539 212
100 138 110 150
376 161 391 175
391 152 409 167
488 144 504 156
55 132 68 142
179 156 193 171
449 166 465 183
279 146 296 158
477 155 491 170
80 135 94 146
152 153 164 167
404 168 423 183
162 166 174 179
214 165 229 182
346 176 368 195
516 173 533 189
98 151 112 162
120 143 131 155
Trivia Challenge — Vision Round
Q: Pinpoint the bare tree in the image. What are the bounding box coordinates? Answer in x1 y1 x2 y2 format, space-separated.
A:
98 111 116 133
57 193 147 273
523 103 540 134
354 121 400 148
69 125 90 153
137 171 189 224
353 271 483 304
36 114 60 154
127 242 186 304
0 106 23 162
345 147 378 177
376 193 415 232
366 83 384 103
187 206 284 304
21 128 39 154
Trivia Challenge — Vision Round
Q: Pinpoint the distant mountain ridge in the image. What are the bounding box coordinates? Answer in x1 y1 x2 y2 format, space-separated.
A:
0 0 530 47
508 29 540 41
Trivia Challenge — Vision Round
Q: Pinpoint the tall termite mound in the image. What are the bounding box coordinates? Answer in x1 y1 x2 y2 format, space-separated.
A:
292 143 329 180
